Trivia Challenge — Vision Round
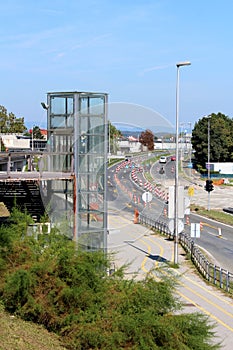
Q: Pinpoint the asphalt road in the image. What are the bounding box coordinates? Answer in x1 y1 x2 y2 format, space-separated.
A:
108 156 233 273
150 157 233 272
108 156 233 349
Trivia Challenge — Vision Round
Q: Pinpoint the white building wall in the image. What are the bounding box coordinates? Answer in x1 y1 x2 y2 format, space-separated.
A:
1 134 30 149
212 163 233 175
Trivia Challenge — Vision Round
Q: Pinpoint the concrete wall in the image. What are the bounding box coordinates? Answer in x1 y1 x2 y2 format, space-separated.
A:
1 134 30 149
211 162 233 175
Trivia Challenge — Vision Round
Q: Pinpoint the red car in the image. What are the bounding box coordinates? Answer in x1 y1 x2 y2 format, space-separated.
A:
171 156 176 161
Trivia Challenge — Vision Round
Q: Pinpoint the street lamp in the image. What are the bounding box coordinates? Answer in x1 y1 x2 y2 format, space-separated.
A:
31 126 34 151
174 61 191 265
207 115 211 210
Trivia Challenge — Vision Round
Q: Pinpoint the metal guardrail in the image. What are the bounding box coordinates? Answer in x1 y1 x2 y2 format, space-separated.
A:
139 213 233 294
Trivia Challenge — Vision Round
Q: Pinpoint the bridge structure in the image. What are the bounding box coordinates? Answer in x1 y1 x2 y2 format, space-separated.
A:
0 152 75 234
0 90 109 252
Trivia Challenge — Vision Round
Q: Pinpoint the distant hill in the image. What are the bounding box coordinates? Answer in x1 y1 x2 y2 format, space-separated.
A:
112 122 175 139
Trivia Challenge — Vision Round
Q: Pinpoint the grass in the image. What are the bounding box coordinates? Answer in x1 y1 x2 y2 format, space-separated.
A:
190 204 233 226
0 302 67 350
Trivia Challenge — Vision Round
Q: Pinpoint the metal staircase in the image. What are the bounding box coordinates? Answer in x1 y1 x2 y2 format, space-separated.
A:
0 180 45 221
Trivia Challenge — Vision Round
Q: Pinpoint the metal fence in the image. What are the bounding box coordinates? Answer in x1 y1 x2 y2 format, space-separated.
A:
138 213 233 294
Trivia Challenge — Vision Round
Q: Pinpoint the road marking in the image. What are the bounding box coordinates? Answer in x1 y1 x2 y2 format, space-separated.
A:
109 214 233 333
205 229 228 240
176 270 233 306
140 235 233 331
177 290 233 332
177 279 233 319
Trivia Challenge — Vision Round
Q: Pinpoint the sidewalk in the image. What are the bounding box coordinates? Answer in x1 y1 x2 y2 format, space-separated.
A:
159 165 233 210
108 210 233 349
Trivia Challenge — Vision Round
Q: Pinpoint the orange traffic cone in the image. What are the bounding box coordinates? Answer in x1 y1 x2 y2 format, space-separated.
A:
134 209 139 224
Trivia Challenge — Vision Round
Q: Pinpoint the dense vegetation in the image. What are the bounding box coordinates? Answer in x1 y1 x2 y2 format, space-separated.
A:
139 129 155 151
109 122 122 154
0 105 27 134
191 112 233 170
0 208 220 349
0 104 44 140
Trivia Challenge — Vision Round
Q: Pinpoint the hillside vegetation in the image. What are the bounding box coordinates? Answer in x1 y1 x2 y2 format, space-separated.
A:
0 208 220 349
0 302 66 349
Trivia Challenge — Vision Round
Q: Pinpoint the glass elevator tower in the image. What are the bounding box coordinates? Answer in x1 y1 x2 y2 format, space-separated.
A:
46 91 108 251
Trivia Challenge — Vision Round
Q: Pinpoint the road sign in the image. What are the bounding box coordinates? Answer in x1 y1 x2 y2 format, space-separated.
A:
168 219 184 234
142 191 152 203
168 185 184 219
188 186 194 197
190 223 200 238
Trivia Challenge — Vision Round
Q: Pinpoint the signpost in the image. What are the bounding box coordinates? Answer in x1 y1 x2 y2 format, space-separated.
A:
142 191 152 203
190 223 200 238
188 186 194 197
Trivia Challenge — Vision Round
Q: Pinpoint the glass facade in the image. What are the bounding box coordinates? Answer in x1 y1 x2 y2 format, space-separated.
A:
46 91 108 251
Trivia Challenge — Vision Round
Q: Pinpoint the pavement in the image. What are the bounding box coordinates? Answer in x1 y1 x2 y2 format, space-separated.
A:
160 165 233 210
108 208 233 349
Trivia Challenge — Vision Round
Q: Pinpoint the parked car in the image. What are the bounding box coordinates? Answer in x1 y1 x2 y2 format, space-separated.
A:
171 155 176 161
159 156 167 163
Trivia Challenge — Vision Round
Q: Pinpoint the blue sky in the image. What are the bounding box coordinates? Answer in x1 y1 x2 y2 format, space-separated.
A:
1 0 233 131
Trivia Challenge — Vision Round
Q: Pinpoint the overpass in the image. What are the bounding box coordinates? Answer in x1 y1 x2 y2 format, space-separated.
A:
0 150 74 225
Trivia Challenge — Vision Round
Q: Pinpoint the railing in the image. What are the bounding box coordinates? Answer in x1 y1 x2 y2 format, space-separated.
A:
139 213 233 294
139 214 170 235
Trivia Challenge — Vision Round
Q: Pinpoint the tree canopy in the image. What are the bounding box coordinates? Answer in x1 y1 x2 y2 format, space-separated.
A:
32 126 44 139
0 105 27 134
109 122 122 153
191 112 233 169
139 129 154 151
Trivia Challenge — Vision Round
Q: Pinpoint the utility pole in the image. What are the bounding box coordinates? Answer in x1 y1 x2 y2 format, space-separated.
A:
207 116 211 210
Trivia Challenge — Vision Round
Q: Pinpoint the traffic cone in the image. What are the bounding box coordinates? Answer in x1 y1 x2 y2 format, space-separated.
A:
200 222 203 230
186 216 190 225
134 209 139 224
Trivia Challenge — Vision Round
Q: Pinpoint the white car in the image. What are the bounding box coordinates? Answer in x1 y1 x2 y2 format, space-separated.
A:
159 156 167 164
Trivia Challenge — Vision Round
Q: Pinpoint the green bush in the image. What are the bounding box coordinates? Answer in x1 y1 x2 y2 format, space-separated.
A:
0 209 220 349
3 269 35 312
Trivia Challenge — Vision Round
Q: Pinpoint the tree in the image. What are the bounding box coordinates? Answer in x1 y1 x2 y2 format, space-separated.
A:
0 105 27 134
139 129 154 151
109 122 122 153
31 126 44 139
191 113 233 169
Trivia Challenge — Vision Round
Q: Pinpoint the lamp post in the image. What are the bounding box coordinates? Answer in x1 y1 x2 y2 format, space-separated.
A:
31 126 34 151
174 61 191 265
207 116 211 210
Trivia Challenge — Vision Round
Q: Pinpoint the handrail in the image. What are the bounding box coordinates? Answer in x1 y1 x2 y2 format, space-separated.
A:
138 213 233 294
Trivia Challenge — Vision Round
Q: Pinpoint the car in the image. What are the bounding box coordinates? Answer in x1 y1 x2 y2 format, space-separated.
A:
171 155 176 161
159 156 167 164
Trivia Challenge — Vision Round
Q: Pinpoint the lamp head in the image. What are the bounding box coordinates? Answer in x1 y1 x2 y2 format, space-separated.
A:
41 102 49 110
176 61 191 68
